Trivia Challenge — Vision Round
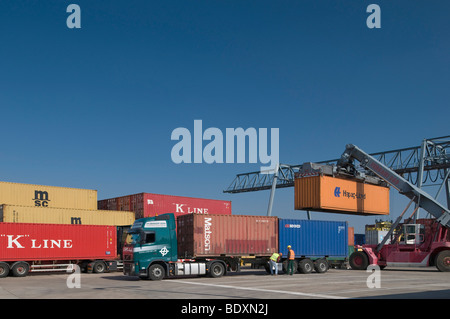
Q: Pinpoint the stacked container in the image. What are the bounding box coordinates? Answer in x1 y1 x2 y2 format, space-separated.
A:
98 193 231 220
0 181 134 226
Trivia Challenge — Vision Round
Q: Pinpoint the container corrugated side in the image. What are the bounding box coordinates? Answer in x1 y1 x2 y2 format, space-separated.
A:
0 181 97 210
99 193 232 220
348 226 355 246
295 176 390 216
0 223 117 261
177 214 278 258
0 205 134 226
278 219 348 257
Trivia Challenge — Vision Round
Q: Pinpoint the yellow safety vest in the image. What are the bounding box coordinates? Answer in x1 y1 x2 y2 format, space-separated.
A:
270 253 280 262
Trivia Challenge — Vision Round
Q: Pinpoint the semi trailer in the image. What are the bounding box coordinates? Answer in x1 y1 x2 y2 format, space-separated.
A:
123 213 349 280
0 222 119 277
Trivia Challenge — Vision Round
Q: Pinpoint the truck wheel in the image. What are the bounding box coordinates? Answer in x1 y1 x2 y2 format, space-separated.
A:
93 261 107 273
297 259 313 274
148 264 165 281
435 250 450 272
314 259 329 273
209 262 225 278
11 261 30 277
349 251 369 270
0 262 10 278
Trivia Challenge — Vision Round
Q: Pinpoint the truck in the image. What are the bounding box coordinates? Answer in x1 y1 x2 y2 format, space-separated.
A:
123 213 349 280
325 144 450 271
0 222 118 278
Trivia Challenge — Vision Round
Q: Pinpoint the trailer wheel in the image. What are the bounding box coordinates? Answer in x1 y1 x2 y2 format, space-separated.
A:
93 261 107 273
0 262 10 278
349 251 369 270
435 250 450 272
314 259 329 273
297 259 312 274
148 264 165 281
209 262 225 278
11 261 30 277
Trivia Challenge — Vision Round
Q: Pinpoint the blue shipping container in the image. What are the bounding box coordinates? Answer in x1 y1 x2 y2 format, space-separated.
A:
354 233 366 246
278 219 348 258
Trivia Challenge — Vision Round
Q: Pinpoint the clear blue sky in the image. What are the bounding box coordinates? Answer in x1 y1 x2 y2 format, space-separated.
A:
1 1 449 232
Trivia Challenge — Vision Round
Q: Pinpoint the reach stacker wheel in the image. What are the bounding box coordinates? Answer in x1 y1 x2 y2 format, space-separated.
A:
435 250 450 272
349 251 369 270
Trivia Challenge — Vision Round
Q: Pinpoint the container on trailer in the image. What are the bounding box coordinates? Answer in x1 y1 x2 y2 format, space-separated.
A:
0 181 97 210
294 175 390 216
98 193 231 220
278 219 348 257
176 214 278 258
0 223 117 261
0 204 134 226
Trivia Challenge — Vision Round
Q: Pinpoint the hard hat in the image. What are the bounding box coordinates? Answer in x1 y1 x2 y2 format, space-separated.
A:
287 245 291 248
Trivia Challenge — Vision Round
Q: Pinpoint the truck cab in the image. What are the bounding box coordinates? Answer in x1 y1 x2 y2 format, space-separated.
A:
123 213 226 280
123 214 178 279
398 223 425 245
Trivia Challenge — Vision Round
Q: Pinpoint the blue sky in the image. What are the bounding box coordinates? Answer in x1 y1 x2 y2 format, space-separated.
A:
0 1 449 232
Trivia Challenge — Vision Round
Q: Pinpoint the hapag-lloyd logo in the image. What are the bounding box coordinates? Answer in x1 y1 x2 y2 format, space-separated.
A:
334 187 366 200
0 234 73 249
204 217 212 251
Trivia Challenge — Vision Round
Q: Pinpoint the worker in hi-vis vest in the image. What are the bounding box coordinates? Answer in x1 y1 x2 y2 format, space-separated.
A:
269 252 282 276
287 245 295 275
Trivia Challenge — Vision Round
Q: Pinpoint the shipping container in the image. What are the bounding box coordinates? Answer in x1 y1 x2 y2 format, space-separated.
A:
99 193 231 220
278 219 348 258
365 230 390 245
0 181 97 210
354 233 366 246
0 204 134 226
348 226 355 247
294 175 390 215
0 223 116 262
177 214 278 258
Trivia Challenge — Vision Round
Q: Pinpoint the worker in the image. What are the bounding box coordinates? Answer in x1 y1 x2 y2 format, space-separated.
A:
287 245 295 275
269 252 282 276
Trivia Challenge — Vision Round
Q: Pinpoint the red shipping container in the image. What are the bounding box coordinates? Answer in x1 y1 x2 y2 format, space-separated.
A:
0 223 117 262
98 193 231 220
176 214 278 258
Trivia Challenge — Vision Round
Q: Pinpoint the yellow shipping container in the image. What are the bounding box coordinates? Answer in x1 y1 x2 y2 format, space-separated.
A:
294 175 390 216
0 204 135 226
0 181 97 210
